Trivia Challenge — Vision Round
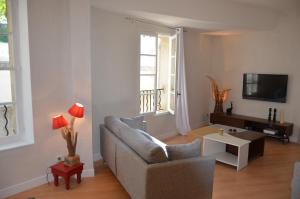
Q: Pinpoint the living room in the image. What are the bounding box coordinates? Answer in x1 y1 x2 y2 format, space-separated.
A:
0 0 300 198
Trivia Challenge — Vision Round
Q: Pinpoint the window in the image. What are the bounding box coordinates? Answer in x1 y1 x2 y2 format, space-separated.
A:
168 35 177 114
0 0 34 151
0 0 16 137
139 33 177 114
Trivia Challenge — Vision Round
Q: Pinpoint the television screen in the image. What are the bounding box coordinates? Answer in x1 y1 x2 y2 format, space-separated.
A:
242 74 288 103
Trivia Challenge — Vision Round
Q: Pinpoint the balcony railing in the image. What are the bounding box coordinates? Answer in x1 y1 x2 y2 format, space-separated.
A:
140 88 164 113
0 104 15 137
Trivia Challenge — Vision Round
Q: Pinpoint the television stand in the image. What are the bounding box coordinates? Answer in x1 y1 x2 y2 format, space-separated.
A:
210 113 293 143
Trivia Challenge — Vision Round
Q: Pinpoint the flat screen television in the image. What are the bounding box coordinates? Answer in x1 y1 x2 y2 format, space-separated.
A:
242 73 288 103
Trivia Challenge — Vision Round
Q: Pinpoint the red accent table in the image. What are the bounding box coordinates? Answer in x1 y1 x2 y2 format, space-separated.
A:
50 162 84 190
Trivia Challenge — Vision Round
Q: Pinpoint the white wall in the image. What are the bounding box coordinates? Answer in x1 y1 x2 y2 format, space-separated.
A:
90 8 139 160
69 0 94 172
91 8 212 157
184 29 212 129
210 8 300 142
90 8 175 158
0 0 94 197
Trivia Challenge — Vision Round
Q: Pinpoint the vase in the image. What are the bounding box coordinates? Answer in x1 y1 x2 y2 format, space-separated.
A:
64 154 80 166
214 101 224 113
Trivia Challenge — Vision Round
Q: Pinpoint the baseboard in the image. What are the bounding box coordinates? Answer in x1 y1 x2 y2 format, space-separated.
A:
199 120 209 127
93 152 102 161
155 131 178 140
0 168 95 198
153 121 209 141
0 175 47 199
82 168 95 177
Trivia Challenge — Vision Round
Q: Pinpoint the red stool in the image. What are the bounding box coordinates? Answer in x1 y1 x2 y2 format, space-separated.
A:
51 162 84 190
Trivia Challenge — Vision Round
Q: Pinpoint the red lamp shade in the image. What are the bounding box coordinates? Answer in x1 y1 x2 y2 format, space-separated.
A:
68 103 84 118
52 115 68 129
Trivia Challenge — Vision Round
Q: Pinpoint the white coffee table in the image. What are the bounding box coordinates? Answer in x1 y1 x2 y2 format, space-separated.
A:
203 132 250 171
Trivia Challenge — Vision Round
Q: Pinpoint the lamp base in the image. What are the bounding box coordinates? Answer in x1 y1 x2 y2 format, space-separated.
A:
64 155 80 166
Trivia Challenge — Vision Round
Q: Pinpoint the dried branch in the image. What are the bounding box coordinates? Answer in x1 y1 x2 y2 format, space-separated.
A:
74 132 78 154
61 128 67 140
206 76 231 113
58 117 80 158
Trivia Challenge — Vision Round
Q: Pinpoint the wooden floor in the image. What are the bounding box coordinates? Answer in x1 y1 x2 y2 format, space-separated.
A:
8 127 300 199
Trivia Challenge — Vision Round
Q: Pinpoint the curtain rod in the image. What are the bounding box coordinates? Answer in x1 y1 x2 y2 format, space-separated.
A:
125 17 187 32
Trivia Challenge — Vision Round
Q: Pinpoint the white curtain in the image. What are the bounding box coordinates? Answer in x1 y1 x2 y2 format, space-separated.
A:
175 27 191 135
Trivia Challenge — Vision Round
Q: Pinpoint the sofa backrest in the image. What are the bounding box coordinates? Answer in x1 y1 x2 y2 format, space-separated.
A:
104 116 129 138
100 124 148 199
104 116 168 164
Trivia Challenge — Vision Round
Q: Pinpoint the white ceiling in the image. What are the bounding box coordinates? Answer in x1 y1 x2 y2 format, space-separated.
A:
231 0 299 13
91 0 297 32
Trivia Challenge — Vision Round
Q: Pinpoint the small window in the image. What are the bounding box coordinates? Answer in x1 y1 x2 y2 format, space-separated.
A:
139 33 177 114
0 0 34 151
0 0 16 137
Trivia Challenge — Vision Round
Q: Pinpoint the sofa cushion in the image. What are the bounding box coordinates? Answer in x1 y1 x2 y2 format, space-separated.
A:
136 129 168 158
121 128 168 164
120 116 146 131
166 139 201 161
105 116 168 163
105 116 129 138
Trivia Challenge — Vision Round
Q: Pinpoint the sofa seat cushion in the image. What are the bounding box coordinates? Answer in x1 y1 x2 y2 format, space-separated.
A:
166 139 201 161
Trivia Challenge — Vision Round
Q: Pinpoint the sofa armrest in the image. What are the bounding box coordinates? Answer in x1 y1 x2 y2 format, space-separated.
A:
145 156 215 199
292 162 300 199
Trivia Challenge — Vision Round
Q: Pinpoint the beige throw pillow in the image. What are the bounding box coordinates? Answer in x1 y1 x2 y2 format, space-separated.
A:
166 139 201 161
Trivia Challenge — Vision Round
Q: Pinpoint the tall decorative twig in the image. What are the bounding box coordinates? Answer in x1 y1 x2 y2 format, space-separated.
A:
60 124 78 157
206 76 231 113
52 103 83 166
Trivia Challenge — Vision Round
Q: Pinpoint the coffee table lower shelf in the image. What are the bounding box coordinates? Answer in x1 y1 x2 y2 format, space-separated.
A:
203 133 250 171
214 152 238 167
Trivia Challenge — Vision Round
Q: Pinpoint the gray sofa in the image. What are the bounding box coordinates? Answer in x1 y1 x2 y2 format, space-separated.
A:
100 116 215 199
292 162 300 199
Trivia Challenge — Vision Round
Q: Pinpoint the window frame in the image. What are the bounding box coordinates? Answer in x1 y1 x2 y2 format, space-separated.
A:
139 30 177 116
0 0 16 137
139 33 158 114
0 0 34 151
167 34 177 115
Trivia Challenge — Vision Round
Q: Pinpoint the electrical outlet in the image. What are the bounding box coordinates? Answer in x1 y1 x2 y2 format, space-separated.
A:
56 155 63 163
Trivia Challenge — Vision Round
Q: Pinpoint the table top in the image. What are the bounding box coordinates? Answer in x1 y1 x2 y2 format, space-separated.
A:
229 131 266 141
204 133 250 147
51 162 84 172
